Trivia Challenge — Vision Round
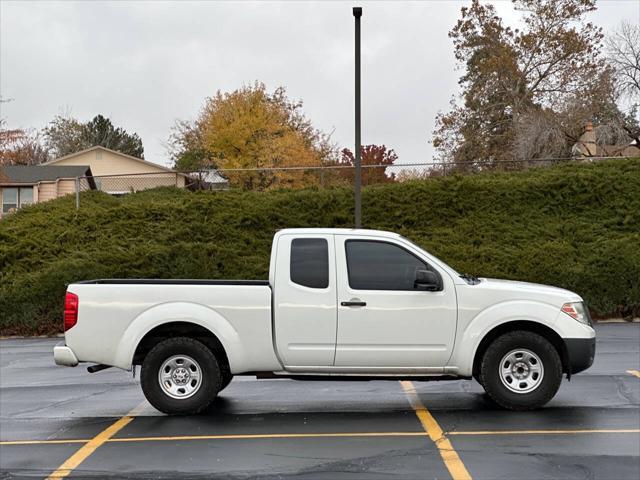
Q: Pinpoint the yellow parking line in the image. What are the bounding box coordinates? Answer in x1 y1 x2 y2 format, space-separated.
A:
400 380 472 480
0 439 87 446
110 431 426 442
0 431 426 446
3 427 639 448
45 401 146 479
448 429 640 436
627 370 640 378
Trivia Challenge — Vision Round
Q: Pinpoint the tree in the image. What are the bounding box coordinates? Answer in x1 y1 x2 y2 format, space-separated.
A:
512 69 636 161
167 119 208 172
333 145 398 185
605 21 640 146
433 0 607 166
43 114 144 158
607 21 640 101
168 82 336 190
0 121 50 166
41 116 84 158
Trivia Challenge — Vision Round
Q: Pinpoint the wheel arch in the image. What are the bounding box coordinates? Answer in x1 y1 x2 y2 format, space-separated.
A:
109 301 244 371
472 320 569 380
133 321 230 376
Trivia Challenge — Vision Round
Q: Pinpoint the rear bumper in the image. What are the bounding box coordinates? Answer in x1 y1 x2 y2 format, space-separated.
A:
53 342 79 367
564 337 596 375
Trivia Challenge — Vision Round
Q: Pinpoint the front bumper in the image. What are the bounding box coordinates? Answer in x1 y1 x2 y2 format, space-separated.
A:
53 342 79 367
564 337 596 375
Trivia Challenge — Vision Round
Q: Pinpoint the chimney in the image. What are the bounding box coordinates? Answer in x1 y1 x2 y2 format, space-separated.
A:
576 121 597 157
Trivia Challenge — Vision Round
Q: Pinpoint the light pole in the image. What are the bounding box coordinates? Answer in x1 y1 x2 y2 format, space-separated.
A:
353 6 362 229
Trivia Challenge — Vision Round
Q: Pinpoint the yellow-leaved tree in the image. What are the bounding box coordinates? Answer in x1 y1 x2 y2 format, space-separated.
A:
169 82 336 190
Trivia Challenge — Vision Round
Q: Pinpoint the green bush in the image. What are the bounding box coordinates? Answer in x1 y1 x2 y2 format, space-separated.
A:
1 159 639 335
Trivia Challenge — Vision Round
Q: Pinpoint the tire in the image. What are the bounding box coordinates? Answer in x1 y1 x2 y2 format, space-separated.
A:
141 337 222 415
219 370 234 392
479 330 562 411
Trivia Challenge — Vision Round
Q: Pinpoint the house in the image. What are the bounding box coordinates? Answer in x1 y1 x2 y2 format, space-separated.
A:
0 165 96 218
572 122 640 158
189 169 229 191
43 146 188 194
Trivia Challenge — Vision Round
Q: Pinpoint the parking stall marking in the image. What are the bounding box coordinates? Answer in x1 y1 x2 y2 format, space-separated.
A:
400 380 472 480
627 369 640 378
1 439 87 446
2 428 640 447
44 401 146 479
448 429 640 436
110 431 427 442
0 432 427 446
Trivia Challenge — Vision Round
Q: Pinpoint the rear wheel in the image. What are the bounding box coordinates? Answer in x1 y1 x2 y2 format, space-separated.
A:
141 337 221 415
219 370 234 392
480 330 562 410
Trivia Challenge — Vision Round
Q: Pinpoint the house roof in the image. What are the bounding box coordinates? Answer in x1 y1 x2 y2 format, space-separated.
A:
196 169 229 184
43 146 178 173
1 165 94 184
598 144 640 157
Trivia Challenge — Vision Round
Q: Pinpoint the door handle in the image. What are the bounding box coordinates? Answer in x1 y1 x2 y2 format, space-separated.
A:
341 300 366 307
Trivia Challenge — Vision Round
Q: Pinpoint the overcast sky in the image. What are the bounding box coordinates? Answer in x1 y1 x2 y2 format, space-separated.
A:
1 0 638 167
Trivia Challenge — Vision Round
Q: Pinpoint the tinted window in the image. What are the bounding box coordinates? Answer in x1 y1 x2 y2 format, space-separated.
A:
290 238 329 288
346 240 430 290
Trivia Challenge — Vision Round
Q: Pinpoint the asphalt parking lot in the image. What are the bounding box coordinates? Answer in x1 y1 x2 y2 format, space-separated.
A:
1 323 638 479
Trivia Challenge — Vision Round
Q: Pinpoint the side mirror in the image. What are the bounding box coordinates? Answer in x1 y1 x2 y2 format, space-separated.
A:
414 270 441 291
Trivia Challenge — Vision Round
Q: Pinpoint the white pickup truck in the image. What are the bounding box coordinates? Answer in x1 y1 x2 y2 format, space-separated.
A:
54 228 595 414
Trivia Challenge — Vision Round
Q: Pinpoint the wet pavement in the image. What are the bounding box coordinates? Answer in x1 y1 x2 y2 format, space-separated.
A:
0 323 638 479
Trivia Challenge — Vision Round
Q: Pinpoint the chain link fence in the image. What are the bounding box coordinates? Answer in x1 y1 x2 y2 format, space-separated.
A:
74 156 631 207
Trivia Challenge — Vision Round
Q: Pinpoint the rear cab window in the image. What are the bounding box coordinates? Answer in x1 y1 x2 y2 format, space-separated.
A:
290 238 329 289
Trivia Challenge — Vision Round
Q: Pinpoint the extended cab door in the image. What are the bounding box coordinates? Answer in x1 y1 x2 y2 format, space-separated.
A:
273 233 337 367
334 235 457 369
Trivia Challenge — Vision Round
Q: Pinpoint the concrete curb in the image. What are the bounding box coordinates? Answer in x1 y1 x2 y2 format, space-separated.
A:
595 318 639 323
0 334 65 340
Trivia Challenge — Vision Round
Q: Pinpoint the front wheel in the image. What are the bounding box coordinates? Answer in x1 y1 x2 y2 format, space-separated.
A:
141 337 222 415
480 331 562 410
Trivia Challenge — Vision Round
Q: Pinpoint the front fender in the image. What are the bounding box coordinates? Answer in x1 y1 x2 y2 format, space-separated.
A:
450 300 563 377
112 302 242 370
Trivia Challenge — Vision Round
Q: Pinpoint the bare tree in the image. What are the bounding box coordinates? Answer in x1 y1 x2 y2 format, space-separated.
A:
513 108 569 162
607 21 640 101
513 67 636 160
0 121 50 166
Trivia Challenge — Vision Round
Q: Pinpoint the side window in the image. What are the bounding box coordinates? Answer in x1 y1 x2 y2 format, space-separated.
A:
346 240 434 291
2 188 18 214
19 187 33 207
290 238 329 289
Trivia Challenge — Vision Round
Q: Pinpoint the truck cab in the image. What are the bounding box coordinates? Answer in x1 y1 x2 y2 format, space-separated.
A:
272 229 458 372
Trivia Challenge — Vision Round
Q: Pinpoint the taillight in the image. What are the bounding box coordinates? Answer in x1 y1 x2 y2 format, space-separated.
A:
64 292 79 331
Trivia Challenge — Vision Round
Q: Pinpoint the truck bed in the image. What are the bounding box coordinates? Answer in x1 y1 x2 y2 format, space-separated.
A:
64 280 281 373
77 279 270 286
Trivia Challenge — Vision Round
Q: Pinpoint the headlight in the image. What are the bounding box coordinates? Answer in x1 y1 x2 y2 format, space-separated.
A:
561 302 592 326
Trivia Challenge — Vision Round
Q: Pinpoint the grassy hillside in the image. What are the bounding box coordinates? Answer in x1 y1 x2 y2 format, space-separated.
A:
1 159 639 335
